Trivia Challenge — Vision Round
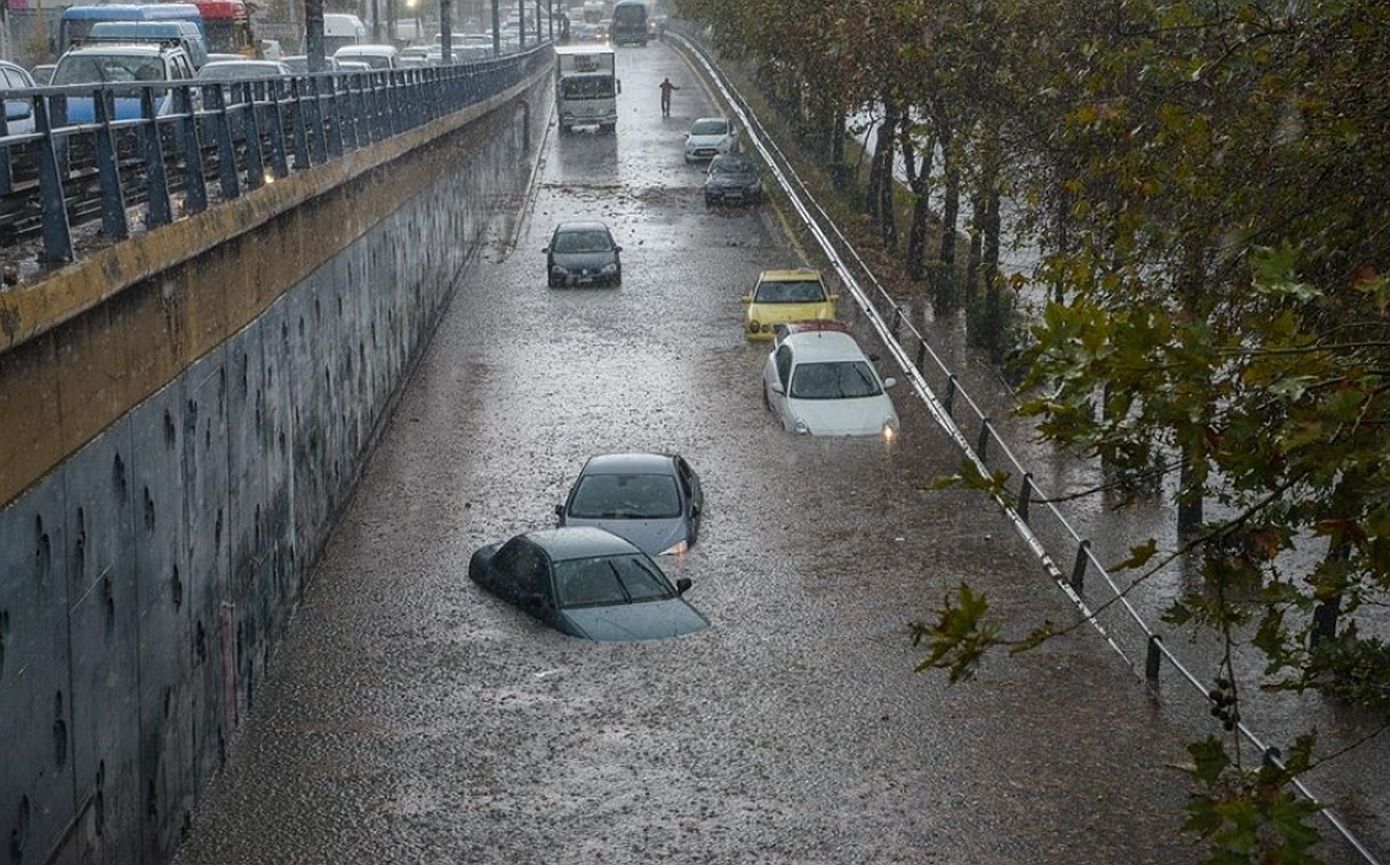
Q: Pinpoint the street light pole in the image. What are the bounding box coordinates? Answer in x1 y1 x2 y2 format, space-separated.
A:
440 0 453 61
371 0 381 41
305 0 324 70
517 0 524 48
490 0 499 54
534 0 539 44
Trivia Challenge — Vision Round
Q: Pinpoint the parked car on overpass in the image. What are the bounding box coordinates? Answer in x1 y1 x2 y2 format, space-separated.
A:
1 61 38 135
281 55 344 73
29 64 57 85
196 59 291 80
51 43 198 122
333 44 399 69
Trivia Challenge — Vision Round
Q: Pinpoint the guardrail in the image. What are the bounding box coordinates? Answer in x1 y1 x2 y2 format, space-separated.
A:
0 44 554 267
666 24 1384 865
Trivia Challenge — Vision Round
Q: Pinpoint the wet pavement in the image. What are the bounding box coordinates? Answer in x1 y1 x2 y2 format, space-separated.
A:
172 43 1213 864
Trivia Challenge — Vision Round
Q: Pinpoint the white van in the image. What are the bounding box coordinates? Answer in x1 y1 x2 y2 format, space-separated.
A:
323 13 368 54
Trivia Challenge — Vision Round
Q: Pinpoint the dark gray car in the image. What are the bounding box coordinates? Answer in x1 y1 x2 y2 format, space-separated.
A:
469 527 709 641
704 153 763 206
544 220 623 287
556 453 704 556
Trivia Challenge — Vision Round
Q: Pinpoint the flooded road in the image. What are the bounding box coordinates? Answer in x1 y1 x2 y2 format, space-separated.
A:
172 43 1213 864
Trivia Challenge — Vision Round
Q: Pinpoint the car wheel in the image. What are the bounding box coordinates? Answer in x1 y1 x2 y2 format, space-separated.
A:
611 268 622 287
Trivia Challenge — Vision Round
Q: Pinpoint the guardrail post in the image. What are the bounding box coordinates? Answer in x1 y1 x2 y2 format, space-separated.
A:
1016 472 1033 523
307 76 329 163
289 78 311 170
242 81 265 189
943 373 957 417
32 96 74 263
976 417 992 463
207 85 240 201
914 337 927 372
1070 539 1090 593
889 307 903 341
140 88 172 230
325 77 346 158
1145 634 1162 686
177 86 207 215
0 104 11 196
93 90 128 240
266 80 290 178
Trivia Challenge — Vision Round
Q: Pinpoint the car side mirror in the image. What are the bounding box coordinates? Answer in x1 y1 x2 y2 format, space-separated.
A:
740 295 752 304
675 577 692 595
614 245 623 253
616 79 622 93
828 293 840 302
554 503 565 519
869 353 882 363
883 377 898 389
542 245 550 253
521 592 547 611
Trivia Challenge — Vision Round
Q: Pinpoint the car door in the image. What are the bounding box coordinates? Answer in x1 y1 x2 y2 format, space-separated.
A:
511 541 554 620
675 457 703 538
2 68 36 135
488 539 526 602
768 344 795 428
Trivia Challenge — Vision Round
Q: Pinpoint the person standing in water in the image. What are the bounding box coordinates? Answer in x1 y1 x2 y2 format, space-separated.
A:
659 77 680 117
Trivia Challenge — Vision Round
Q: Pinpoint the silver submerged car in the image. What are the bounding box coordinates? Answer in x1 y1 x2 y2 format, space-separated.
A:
556 453 704 556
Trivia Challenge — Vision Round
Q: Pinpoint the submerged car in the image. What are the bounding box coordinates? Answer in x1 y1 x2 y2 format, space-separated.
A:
544 220 623 287
762 328 900 437
742 269 838 340
469 527 710 641
684 116 737 163
556 453 703 556
704 153 762 206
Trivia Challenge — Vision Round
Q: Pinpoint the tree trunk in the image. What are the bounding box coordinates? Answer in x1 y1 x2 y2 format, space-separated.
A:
305 0 324 71
865 115 889 218
831 112 846 164
902 118 934 280
1177 451 1205 538
878 97 899 249
980 190 1003 361
965 193 984 305
937 146 959 310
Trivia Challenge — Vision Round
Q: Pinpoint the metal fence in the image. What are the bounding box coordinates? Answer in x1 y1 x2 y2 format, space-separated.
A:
0 43 553 266
666 25 1385 865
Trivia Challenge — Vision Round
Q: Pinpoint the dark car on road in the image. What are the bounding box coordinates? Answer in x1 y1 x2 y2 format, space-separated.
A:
469 527 710 641
704 153 763 207
556 453 704 556
544 220 623 287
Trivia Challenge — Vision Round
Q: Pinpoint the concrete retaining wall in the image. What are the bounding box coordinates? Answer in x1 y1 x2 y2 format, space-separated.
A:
0 68 551 865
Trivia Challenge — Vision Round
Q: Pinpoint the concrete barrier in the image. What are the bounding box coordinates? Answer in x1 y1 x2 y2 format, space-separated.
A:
0 62 552 865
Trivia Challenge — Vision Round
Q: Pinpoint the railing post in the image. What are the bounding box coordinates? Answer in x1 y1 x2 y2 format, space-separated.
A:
976 417 991 462
889 306 903 341
242 81 265 188
307 76 329 163
207 84 240 200
1070 539 1090 593
266 79 290 178
0 102 11 196
943 373 957 416
325 76 346 157
1145 634 1163 686
289 77 311 170
93 90 128 240
32 95 74 263
914 337 927 371
1016 472 1033 523
140 88 172 230
177 85 207 215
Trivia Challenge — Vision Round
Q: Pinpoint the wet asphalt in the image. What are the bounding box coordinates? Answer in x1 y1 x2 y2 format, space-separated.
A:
172 43 1208 864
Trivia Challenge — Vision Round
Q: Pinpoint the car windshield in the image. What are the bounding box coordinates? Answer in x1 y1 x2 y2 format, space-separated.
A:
340 52 391 68
552 229 612 254
755 279 825 303
553 554 674 608
790 361 882 400
561 76 614 99
569 473 680 519
281 57 308 72
711 158 753 176
53 55 166 86
198 63 277 79
690 119 728 136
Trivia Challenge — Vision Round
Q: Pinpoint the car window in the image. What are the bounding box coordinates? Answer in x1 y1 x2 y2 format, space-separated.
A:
553 554 674 608
676 457 700 500
551 229 613 254
790 361 882 400
512 541 549 599
690 119 727 136
53 55 168 86
755 279 825 304
491 539 523 585
569 473 681 519
710 158 753 175
775 345 794 388
171 56 192 80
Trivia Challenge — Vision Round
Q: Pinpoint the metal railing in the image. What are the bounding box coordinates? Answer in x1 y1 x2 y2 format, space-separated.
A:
667 26 1384 865
0 44 553 265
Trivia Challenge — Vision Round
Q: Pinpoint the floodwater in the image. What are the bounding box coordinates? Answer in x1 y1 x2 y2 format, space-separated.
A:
171 42 1374 864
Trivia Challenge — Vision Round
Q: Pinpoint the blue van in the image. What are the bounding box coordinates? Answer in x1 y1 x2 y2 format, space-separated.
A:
59 5 204 51
87 21 210 68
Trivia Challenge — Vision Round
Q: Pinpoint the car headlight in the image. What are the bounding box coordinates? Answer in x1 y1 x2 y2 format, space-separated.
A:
749 319 761 333
882 419 899 442
601 262 618 273
659 539 689 556
794 419 810 435
551 264 567 274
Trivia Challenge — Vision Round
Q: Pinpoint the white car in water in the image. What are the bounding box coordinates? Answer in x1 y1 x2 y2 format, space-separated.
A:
684 116 737 163
761 324 900 438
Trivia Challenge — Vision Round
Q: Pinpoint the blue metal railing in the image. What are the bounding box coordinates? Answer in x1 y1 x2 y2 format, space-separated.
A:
0 44 554 265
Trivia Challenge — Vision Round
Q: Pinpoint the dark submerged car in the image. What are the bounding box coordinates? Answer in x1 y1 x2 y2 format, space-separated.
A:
556 452 703 557
704 153 762 206
469 527 710 641
544 220 623 287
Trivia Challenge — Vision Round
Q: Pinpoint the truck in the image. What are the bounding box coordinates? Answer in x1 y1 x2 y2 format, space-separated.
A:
556 45 620 135
610 0 647 46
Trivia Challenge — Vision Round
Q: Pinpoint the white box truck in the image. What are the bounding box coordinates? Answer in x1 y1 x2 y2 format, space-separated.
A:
556 45 620 134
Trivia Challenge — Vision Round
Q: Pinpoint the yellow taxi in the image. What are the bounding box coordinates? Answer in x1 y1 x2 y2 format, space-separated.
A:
741 269 839 340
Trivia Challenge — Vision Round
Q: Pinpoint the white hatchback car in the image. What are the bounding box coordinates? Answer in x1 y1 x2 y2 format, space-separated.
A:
762 327 900 437
684 116 737 163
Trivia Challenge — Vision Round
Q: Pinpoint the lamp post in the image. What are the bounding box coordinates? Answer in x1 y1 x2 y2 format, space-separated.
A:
406 0 420 42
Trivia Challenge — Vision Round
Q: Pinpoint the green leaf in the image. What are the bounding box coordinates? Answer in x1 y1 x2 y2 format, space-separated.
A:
1111 538 1158 571
1188 736 1230 786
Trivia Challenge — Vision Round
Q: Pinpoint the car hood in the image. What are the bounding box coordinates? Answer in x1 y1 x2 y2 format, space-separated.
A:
560 597 710 641
562 516 687 556
686 133 730 147
747 301 834 326
789 394 898 436
552 250 617 270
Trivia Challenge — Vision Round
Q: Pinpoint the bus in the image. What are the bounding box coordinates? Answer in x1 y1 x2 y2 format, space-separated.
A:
610 0 647 46
58 4 203 52
193 1 255 56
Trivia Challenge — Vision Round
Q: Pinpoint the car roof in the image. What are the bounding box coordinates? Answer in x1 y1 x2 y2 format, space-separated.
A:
582 452 675 476
691 116 727 125
525 527 640 561
554 220 610 233
759 268 822 282
336 44 396 54
711 153 753 165
782 330 870 363
63 43 174 56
